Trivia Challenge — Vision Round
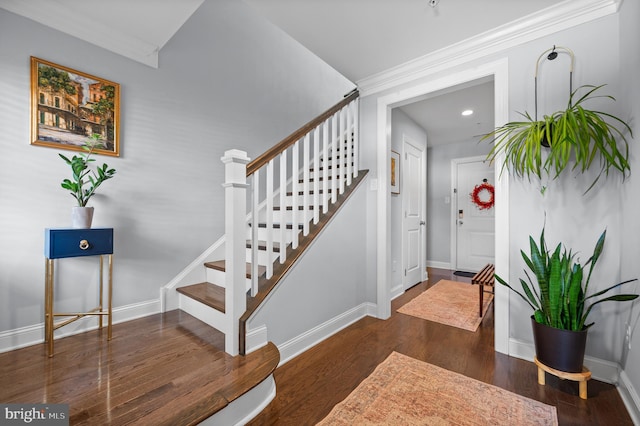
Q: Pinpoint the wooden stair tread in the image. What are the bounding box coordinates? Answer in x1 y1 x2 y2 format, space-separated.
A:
204 260 266 279
177 282 225 313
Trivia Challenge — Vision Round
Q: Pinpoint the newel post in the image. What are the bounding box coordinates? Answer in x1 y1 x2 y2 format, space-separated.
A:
221 149 250 356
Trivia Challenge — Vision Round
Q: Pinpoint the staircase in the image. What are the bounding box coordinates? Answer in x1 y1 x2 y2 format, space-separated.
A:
164 91 362 356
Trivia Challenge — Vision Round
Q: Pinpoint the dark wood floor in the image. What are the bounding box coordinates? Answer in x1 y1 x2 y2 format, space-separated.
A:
249 268 633 426
0 268 632 425
0 310 279 425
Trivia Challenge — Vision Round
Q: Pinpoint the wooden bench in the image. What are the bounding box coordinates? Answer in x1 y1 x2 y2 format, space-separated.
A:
471 263 495 317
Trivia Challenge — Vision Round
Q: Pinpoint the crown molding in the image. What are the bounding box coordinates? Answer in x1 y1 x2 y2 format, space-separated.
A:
0 0 159 68
357 0 621 96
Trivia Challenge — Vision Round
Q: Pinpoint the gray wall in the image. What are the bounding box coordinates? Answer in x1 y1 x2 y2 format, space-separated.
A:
249 179 368 358
427 139 491 267
619 0 640 409
360 11 634 366
0 0 354 336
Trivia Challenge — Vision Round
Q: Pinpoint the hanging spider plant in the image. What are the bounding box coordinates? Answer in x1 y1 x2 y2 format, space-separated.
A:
484 84 632 192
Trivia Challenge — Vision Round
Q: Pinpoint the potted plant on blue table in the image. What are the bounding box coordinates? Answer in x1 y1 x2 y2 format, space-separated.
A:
59 134 116 228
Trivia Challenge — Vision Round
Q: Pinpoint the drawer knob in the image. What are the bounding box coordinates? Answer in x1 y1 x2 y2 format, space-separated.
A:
79 240 90 250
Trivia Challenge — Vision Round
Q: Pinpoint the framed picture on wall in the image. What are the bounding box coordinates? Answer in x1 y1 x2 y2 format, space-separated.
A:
30 56 120 157
390 150 400 194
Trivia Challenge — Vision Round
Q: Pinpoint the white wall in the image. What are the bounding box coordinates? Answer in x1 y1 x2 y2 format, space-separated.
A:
0 0 354 341
427 139 491 266
360 12 633 366
390 109 427 291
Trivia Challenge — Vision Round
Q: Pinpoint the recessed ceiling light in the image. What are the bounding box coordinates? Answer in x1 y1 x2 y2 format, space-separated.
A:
461 109 474 116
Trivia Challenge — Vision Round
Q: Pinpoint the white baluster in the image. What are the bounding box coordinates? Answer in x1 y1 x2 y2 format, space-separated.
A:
346 102 353 185
266 159 274 279
251 170 259 296
322 120 329 213
331 113 338 204
279 149 287 264
292 140 299 249
339 106 346 195
303 133 310 236
313 127 320 224
353 98 360 178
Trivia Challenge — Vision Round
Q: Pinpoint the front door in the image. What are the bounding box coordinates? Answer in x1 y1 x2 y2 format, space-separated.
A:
403 137 426 289
454 158 495 272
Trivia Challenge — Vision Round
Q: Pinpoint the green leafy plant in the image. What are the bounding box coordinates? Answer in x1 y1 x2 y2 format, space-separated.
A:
495 227 638 331
59 135 116 207
484 85 632 193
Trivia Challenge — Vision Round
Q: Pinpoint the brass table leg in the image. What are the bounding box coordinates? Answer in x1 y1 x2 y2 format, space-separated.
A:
45 258 54 357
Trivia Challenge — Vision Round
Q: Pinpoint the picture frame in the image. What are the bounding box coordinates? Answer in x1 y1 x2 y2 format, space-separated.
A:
30 56 120 157
390 150 400 194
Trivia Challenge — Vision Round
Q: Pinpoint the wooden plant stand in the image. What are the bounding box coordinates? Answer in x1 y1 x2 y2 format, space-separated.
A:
534 356 591 399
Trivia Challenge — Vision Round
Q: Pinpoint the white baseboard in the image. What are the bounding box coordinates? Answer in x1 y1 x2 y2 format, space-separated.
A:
245 324 269 354
390 284 404 301
277 302 376 366
0 299 160 354
508 337 620 384
427 260 451 270
618 370 640 425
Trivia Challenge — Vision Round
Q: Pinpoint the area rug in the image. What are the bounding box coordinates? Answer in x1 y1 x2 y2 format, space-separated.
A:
397 279 492 331
317 352 558 426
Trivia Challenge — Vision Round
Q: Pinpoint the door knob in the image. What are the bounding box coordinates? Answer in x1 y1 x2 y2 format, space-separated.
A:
420 221 425 225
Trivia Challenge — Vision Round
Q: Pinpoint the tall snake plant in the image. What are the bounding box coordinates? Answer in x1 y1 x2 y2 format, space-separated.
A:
495 228 638 331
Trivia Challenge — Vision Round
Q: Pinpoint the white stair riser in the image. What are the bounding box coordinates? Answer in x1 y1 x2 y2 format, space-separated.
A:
270 210 315 224
248 226 298 242
206 267 251 291
245 247 279 266
178 293 230 333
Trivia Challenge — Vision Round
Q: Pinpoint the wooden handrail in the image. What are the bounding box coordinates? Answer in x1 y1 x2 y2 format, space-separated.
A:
246 90 359 176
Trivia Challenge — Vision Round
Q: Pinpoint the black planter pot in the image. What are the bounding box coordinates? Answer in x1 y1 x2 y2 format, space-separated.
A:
531 316 588 373
540 122 553 147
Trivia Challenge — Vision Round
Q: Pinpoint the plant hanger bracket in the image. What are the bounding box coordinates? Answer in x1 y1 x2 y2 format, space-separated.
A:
534 45 575 121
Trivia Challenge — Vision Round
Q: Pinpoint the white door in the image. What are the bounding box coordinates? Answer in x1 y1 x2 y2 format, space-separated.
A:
454 158 495 272
402 137 426 289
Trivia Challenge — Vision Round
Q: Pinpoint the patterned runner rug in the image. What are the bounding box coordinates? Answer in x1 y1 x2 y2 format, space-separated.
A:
397 279 492 331
317 352 558 425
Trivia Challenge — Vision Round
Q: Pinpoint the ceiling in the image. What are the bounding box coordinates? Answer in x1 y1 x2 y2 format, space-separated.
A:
0 0 566 147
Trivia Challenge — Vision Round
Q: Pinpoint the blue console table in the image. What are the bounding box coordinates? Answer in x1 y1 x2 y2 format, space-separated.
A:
44 228 113 357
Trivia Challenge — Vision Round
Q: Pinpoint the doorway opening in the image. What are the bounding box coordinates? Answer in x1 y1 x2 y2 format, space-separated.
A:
376 58 510 354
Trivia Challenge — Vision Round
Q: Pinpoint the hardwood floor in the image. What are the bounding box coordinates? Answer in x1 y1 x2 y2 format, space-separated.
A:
249 268 633 426
0 268 632 425
0 310 279 425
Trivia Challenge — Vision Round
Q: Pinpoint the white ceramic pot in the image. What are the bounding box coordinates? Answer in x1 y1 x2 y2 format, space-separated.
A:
71 206 94 229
